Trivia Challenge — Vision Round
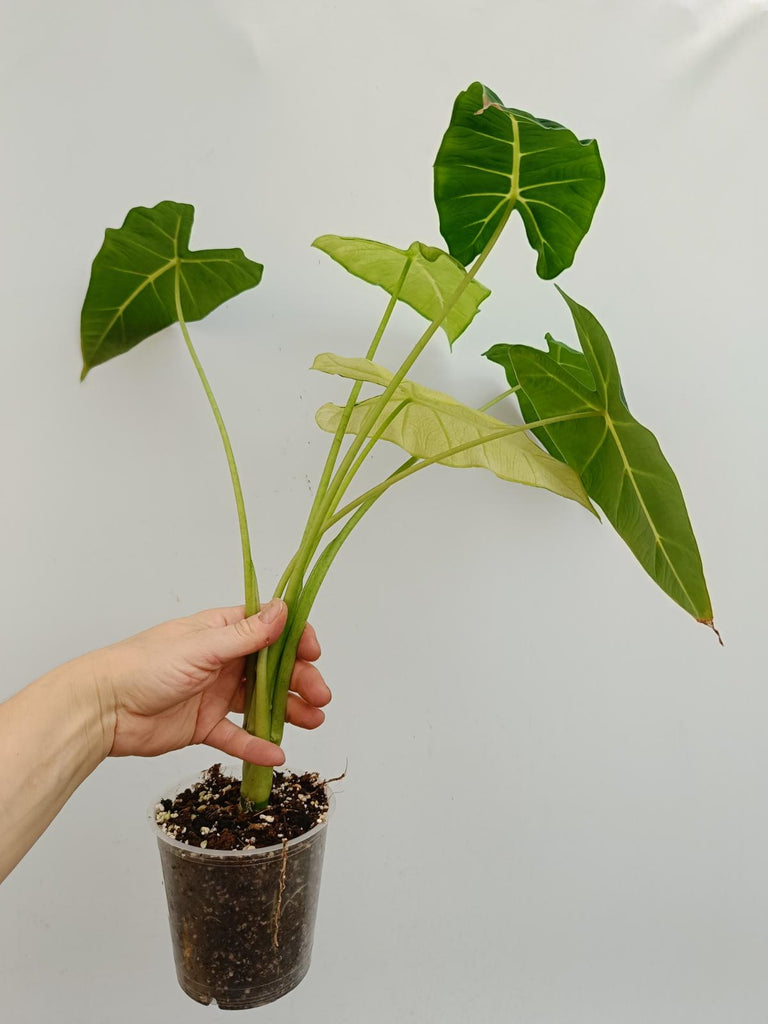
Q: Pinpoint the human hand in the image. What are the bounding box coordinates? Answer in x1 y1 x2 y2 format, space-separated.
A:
91 599 330 765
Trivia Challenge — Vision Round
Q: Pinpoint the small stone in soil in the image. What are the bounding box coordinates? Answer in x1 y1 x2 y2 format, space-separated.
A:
155 764 329 850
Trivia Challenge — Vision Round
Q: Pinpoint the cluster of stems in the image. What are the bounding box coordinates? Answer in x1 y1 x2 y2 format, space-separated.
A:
174 210 594 809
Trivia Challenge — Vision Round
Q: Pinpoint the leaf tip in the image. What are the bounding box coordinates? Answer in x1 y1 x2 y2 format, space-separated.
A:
80 364 89 383
311 235 332 252
698 618 724 646
473 83 503 116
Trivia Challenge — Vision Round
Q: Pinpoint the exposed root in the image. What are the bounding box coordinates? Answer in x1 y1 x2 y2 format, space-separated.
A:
271 838 288 950
315 762 349 789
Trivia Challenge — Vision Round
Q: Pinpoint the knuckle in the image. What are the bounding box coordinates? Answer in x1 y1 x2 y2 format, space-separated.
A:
232 618 255 642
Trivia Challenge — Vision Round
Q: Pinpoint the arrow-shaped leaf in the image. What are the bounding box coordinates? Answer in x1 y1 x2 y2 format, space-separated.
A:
312 236 490 345
434 82 605 278
485 291 714 626
489 333 595 461
312 353 593 510
80 201 263 378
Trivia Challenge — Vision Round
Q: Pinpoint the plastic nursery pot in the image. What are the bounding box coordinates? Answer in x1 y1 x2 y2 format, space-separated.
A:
149 766 333 1010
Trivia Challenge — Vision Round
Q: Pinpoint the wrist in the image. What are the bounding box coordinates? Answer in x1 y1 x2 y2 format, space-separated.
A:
83 650 119 761
46 650 118 764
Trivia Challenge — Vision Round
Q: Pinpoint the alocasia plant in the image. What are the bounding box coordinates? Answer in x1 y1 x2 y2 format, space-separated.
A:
79 82 715 809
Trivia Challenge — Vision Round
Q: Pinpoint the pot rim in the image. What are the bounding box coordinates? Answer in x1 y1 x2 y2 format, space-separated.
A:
148 762 335 859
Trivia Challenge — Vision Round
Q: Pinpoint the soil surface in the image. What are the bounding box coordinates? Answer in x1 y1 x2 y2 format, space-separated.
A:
155 764 329 850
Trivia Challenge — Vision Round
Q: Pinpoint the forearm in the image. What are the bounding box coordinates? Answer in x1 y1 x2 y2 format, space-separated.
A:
0 654 115 882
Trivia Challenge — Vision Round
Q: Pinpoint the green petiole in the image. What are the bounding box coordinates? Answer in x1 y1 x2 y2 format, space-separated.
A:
173 270 275 808
173 270 259 617
477 386 520 412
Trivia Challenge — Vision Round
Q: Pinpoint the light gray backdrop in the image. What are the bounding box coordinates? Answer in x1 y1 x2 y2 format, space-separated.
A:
0 0 764 1021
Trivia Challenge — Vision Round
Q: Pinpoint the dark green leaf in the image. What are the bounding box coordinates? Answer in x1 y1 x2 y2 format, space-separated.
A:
80 201 263 379
542 333 595 390
485 290 714 626
312 236 490 345
487 333 595 460
434 82 605 278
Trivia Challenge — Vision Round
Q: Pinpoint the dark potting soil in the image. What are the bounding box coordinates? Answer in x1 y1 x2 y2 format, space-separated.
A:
155 764 329 850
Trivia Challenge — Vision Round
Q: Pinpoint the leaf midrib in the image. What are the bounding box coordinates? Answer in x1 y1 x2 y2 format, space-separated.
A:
564 312 696 611
96 258 175 341
466 107 597 256
603 414 697 613
91 215 238 348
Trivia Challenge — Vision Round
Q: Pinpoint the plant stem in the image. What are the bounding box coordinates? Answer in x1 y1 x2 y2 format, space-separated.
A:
320 257 413 486
173 271 259 617
265 260 414 698
265 216 512 744
477 385 520 412
241 646 274 807
240 763 275 809
280 258 414 597
269 499 373 744
335 399 411 495
173 271 273 808
269 397 406 602
323 411 600 530
273 552 298 600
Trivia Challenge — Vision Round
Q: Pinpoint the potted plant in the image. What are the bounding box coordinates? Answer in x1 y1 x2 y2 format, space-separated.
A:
79 81 716 1009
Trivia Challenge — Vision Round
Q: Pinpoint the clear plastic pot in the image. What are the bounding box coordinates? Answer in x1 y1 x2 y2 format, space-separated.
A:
149 766 333 1010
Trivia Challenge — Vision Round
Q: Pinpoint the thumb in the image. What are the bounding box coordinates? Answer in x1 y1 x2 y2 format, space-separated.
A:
203 600 288 664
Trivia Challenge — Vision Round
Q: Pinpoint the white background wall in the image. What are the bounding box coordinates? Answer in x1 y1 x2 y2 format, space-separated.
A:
0 1 765 1021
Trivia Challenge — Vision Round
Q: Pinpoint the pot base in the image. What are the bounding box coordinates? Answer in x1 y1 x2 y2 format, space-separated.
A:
178 959 311 1010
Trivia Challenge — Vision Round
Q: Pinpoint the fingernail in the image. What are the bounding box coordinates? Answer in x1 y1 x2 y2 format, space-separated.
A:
257 599 284 624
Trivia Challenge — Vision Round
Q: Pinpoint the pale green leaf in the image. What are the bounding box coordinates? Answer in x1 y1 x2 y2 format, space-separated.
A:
311 352 393 388
313 353 593 510
312 236 490 345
